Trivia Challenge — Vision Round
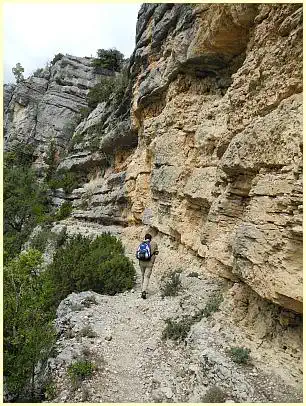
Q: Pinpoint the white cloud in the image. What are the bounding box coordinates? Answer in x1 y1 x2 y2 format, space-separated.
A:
4 3 141 83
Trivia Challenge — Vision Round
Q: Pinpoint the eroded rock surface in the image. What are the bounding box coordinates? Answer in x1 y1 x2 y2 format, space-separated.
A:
4 55 101 154
122 3 302 312
4 4 303 400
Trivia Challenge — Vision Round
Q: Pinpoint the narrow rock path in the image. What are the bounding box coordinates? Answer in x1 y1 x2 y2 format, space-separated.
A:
48 220 303 403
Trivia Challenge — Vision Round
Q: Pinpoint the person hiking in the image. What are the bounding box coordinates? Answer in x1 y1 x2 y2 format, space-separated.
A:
136 233 159 299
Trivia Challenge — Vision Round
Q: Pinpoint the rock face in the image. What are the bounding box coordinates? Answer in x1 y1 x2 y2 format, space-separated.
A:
123 3 302 312
4 4 302 313
4 55 101 155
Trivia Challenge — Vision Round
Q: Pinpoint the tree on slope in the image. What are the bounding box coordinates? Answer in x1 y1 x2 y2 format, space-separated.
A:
12 62 25 83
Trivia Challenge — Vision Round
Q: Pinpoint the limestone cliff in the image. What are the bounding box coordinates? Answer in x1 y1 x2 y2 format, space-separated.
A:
4 4 302 311
68 4 303 313
4 54 101 157
125 4 303 314
4 3 303 402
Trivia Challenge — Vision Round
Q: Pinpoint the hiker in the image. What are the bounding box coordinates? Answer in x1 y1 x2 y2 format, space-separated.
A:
136 233 159 299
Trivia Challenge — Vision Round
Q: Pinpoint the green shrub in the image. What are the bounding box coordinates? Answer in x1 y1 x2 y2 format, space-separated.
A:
30 226 68 252
46 233 136 303
91 48 124 72
68 360 94 385
37 202 72 224
87 70 128 110
4 145 51 260
44 379 57 400
87 76 114 109
79 325 97 338
30 228 54 252
88 136 101 152
202 292 223 317
62 121 78 141
229 346 251 364
55 226 68 248
44 141 58 182
4 250 56 400
160 271 182 298
51 53 64 65
67 132 84 151
201 386 227 403
162 317 192 342
162 292 223 342
82 295 98 307
48 169 83 194
187 271 199 278
12 62 24 83
33 68 44 77
54 202 73 221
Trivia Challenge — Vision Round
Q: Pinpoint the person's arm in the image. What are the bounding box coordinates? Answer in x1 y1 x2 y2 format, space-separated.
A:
153 242 159 255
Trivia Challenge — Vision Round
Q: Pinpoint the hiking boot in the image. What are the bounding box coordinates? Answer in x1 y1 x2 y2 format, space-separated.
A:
141 291 147 299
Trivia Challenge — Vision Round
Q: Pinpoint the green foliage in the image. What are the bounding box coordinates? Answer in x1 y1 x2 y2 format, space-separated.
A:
68 132 84 151
87 70 128 110
4 145 50 261
79 325 97 338
202 292 223 317
54 202 73 221
46 233 136 303
187 271 199 278
88 136 101 152
5 143 36 167
160 271 182 298
38 203 72 225
162 292 223 342
47 169 83 194
44 379 57 400
30 226 67 252
201 386 227 403
55 226 68 248
87 76 114 109
92 48 124 72
12 62 24 83
3 250 56 399
44 141 58 182
162 317 192 342
33 68 44 77
51 53 64 65
68 360 94 385
30 227 53 252
229 347 251 364
62 121 77 141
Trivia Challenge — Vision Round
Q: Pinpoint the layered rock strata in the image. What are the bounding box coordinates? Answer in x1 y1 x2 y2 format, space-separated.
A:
4 55 101 155
4 4 303 313
123 3 303 312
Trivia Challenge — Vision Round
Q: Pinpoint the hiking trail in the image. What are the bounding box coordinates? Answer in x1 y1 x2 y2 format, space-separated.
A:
47 220 302 403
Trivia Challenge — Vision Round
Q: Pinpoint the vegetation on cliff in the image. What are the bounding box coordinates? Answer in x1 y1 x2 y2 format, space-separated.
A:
91 48 124 73
3 143 136 401
87 67 129 110
4 144 50 261
87 48 129 110
4 232 136 401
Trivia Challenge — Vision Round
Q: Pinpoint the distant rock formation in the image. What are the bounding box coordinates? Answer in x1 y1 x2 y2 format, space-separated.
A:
4 55 101 154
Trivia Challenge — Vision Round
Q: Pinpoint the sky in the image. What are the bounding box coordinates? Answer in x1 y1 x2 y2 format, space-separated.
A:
3 3 141 84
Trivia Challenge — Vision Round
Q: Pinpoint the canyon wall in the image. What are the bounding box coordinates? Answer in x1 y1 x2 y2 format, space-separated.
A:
125 3 303 313
4 4 303 313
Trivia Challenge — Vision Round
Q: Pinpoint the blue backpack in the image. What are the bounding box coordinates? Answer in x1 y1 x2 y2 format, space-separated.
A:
136 241 152 261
